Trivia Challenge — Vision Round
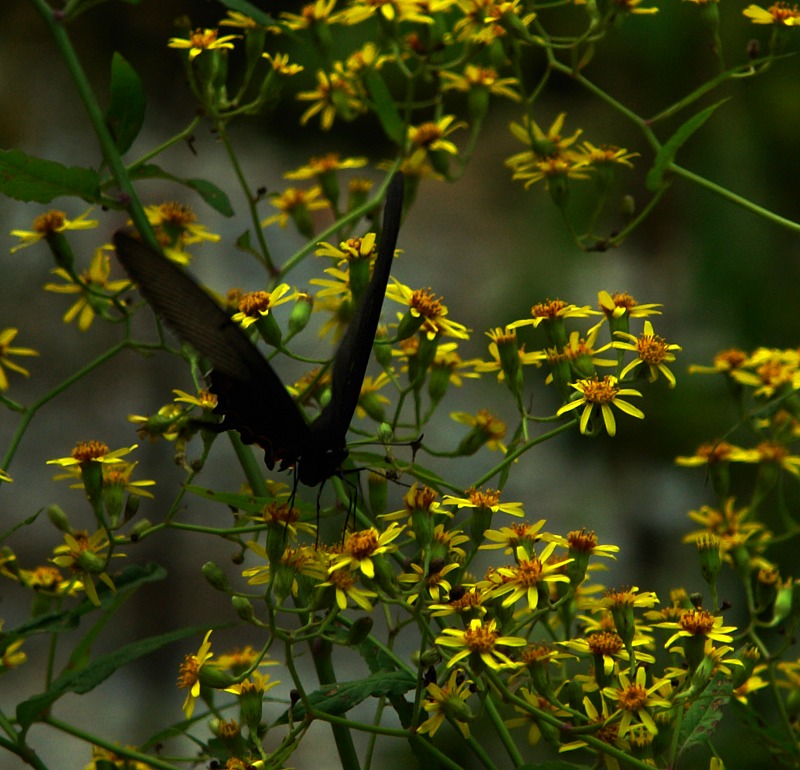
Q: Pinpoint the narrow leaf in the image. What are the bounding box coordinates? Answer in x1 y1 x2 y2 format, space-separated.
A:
130 164 234 217
17 623 207 728
106 52 146 154
0 150 100 203
646 99 728 192
274 671 416 724
363 69 405 146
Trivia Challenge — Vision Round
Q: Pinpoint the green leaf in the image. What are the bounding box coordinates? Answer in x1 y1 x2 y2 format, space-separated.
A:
646 99 729 192
7 563 166 642
16 623 207 729
106 52 146 155
363 69 405 146
274 670 417 724
130 164 234 217
0 150 101 204
675 673 732 760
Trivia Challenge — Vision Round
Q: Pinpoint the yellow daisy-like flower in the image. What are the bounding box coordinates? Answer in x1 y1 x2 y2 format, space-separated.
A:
296 69 365 131
280 0 341 29
578 141 639 168
417 669 475 739
144 202 221 248
173 388 218 410
657 609 737 649
327 523 405 578
231 285 295 329
318 568 379 611
285 153 368 181
614 320 682 388
387 279 470 340
598 290 662 321
224 669 280 697
507 113 583 161
557 375 644 437
46 441 137 468
481 541 571 611
261 186 329 229
0 623 26 671
408 115 466 158
167 28 240 60
442 487 525 518
480 519 551 554
398 560 461 605
51 529 122 606
508 298 600 330
177 630 214 718
262 51 304 76
10 209 98 253
436 617 526 670
44 245 131 331
602 666 671 736
441 64 521 102
451 409 507 453
743 1 800 24
559 630 655 676
0 328 38 390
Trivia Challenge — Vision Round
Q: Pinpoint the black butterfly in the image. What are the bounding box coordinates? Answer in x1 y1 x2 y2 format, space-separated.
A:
114 173 404 486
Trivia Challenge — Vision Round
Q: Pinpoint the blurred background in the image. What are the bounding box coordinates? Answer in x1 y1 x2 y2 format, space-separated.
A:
0 1 798 768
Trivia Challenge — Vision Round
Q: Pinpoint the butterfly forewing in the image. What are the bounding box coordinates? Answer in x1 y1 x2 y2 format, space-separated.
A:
113 232 311 470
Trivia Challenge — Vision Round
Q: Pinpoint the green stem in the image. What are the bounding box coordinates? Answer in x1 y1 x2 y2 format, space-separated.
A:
43 716 181 770
30 0 157 248
671 164 800 233
1 341 130 473
470 419 576 489
310 638 361 770
483 693 524 766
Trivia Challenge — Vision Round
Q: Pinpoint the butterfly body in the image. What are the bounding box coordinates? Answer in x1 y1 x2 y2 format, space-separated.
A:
114 173 404 486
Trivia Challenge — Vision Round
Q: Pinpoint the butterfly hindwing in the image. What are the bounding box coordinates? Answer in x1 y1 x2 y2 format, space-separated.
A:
113 232 311 470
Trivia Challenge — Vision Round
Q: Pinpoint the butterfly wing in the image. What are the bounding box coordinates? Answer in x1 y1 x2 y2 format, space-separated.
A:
113 232 312 470
301 173 405 484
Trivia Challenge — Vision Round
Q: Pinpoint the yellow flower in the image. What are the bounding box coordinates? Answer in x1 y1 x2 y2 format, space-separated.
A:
167 28 239 60
177 630 214 718
44 245 131 331
602 666 671 736
327 523 405 578
261 186 329 229
318 568 378 611
47 441 137 468
442 487 525 517
285 153 368 181
556 375 644 437
743 1 800 24
598 290 662 320
407 115 466 159
436 617 526 670
10 209 97 252
0 328 38 390
386 279 470 340
51 529 122 606
481 541 571 611
614 320 682 388
231 285 295 329
417 669 475 738
296 69 365 131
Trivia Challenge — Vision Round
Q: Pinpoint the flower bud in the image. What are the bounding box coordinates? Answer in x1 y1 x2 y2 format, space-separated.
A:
202 561 232 592
288 292 313 336
47 505 72 533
